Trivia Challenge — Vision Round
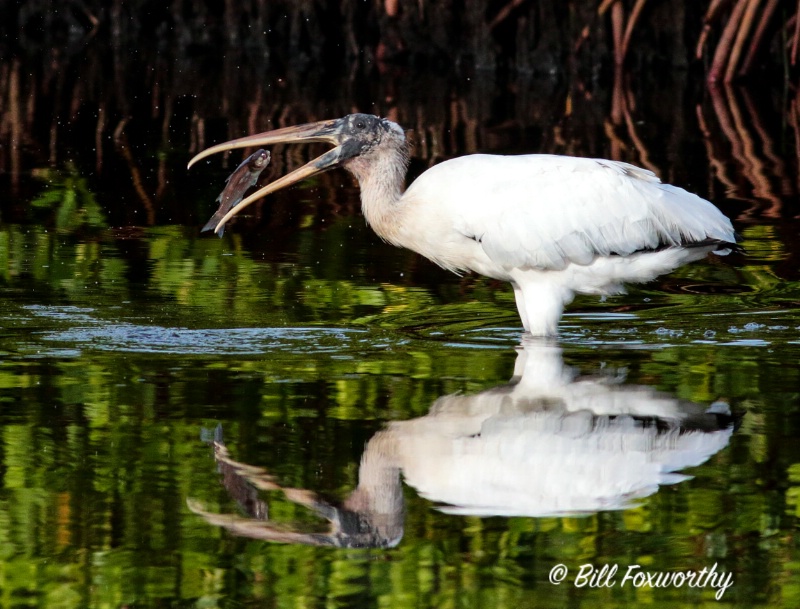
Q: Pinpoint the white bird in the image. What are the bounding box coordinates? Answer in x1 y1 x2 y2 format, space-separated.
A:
188 113 739 335
189 340 735 543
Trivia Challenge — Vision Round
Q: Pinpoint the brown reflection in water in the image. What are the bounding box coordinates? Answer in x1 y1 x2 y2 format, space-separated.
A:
698 85 797 221
114 120 157 225
1 34 798 236
607 67 659 175
0 55 755 167
0 59 22 191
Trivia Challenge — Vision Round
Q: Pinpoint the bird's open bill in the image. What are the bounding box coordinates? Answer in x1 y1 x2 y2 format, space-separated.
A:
187 119 348 234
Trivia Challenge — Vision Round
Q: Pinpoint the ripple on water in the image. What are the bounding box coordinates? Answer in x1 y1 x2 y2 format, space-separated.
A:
556 309 799 349
21 305 368 356
14 305 800 356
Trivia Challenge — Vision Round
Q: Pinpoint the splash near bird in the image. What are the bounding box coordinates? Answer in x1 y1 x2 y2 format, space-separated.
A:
202 148 270 236
188 114 739 335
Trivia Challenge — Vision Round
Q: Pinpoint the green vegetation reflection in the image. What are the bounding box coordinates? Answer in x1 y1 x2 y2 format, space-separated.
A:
0 178 798 608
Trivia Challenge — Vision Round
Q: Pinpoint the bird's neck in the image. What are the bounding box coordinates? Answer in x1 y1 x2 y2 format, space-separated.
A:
345 145 409 242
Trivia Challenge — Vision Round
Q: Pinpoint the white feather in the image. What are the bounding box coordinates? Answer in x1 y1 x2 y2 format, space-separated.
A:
404 155 734 269
387 341 734 517
395 154 736 334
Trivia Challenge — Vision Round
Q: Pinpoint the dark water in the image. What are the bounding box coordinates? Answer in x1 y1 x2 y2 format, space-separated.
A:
1 41 799 608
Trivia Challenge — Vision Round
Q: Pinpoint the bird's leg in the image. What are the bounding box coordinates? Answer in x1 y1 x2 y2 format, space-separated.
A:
512 279 573 336
511 282 531 332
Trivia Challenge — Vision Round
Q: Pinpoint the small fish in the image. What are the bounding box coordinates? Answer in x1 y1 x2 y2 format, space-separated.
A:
202 149 270 236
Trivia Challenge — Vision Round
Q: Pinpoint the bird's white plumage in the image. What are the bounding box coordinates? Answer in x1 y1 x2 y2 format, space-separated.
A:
387 341 734 517
393 154 736 334
403 154 734 271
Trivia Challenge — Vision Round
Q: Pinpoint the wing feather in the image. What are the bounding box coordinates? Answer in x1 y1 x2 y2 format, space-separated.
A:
407 154 736 271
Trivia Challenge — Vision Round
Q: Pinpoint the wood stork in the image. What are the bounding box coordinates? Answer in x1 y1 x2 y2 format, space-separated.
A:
188 113 739 335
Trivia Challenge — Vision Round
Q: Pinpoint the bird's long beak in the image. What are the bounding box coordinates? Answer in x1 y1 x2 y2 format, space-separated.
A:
187 119 345 234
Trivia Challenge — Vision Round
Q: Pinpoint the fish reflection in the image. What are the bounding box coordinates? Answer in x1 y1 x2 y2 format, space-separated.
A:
202 149 270 236
189 339 736 547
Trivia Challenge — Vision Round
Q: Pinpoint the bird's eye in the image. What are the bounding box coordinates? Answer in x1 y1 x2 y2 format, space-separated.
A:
355 120 366 130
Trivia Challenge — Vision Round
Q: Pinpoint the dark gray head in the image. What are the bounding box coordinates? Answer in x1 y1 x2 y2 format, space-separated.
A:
311 113 407 167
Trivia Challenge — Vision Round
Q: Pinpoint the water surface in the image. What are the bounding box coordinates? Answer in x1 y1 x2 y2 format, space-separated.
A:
0 44 799 608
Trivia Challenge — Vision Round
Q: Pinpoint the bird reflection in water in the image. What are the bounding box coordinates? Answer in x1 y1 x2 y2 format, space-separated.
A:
188 340 737 548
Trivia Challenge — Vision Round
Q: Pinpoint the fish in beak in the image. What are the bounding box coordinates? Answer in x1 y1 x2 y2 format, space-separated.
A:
188 118 359 235
202 148 270 236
